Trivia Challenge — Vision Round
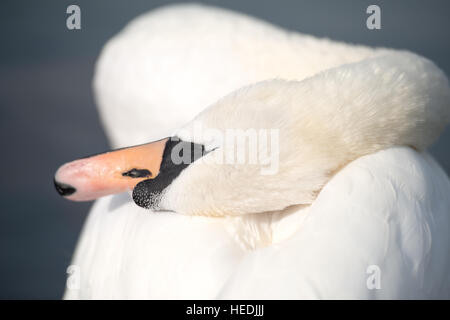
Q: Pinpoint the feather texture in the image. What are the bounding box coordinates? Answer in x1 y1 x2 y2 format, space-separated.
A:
65 4 450 299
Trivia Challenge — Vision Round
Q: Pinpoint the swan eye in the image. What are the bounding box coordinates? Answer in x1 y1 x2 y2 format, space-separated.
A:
131 138 207 209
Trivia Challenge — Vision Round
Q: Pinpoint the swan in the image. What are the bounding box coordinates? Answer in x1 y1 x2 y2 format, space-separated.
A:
55 4 450 299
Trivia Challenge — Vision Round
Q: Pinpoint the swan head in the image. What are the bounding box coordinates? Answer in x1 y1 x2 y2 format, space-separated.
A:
54 53 450 216
55 79 348 216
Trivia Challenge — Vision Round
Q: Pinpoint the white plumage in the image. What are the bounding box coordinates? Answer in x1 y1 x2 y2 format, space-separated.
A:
65 4 450 299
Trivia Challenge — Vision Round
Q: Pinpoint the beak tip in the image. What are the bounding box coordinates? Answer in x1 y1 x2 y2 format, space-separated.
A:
54 179 77 197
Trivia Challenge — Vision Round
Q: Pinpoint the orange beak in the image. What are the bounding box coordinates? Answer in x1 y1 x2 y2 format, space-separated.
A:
54 138 168 201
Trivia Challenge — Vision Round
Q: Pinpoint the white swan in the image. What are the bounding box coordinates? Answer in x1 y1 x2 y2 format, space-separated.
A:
57 4 450 299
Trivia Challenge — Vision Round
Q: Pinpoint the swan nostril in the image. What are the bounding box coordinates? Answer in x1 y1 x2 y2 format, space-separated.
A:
122 168 152 178
54 179 76 196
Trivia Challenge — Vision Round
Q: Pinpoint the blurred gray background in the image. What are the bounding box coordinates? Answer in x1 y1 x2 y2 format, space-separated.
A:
0 0 449 299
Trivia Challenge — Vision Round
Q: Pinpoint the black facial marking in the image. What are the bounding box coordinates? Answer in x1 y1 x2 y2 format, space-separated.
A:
54 179 76 196
122 168 152 178
132 138 206 209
